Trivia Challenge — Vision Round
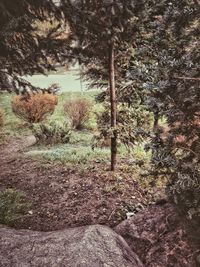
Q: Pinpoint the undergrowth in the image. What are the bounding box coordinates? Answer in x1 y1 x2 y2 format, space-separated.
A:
0 189 31 226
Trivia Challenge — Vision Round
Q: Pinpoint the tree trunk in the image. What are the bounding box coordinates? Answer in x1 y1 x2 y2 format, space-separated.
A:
80 65 84 96
153 111 159 132
109 43 117 171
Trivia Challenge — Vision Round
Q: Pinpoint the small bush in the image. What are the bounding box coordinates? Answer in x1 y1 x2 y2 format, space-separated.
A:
12 93 58 123
64 98 92 129
0 108 4 126
0 189 30 226
32 120 71 144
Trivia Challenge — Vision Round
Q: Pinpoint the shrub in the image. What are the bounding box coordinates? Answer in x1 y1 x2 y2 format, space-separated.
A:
0 189 30 226
64 98 92 129
32 120 71 144
167 165 200 221
94 104 151 150
0 108 4 126
12 93 58 123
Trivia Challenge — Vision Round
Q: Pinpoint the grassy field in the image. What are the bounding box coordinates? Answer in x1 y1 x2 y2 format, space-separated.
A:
24 68 88 92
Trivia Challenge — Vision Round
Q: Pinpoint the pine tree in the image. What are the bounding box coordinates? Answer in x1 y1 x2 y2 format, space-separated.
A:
0 0 69 94
145 0 200 236
60 0 148 170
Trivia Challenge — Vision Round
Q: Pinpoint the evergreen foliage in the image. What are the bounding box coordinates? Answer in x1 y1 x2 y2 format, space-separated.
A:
0 0 69 93
60 0 150 170
143 0 200 230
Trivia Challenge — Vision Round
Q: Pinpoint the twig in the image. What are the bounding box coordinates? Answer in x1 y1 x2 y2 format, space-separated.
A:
108 209 116 220
175 77 200 81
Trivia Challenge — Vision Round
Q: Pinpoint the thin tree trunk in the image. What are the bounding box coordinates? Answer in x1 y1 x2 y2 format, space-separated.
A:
109 43 117 171
80 65 83 95
153 111 159 132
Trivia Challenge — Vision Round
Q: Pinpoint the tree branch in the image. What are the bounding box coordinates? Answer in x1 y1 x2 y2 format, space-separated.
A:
175 77 200 81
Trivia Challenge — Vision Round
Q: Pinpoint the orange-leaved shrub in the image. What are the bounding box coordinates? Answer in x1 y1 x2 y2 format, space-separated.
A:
64 98 92 129
0 108 4 126
12 93 58 123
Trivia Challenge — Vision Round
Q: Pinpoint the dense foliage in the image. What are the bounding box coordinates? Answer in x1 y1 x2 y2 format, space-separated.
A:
142 0 200 234
0 0 69 93
60 0 148 83
95 93 151 150
81 0 200 234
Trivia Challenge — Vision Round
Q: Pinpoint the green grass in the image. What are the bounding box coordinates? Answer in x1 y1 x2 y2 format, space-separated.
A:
26 125 104 163
25 128 110 165
26 143 110 165
0 90 108 166
0 93 31 142
132 144 151 163
26 130 148 167
70 130 94 146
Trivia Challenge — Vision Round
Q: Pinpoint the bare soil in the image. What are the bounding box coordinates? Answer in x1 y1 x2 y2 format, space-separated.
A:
0 136 159 231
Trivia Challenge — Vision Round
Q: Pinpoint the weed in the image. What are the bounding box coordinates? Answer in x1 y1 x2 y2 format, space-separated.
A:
0 188 31 226
32 120 71 144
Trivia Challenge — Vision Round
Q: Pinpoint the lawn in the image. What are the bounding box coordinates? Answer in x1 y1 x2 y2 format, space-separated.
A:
24 67 88 92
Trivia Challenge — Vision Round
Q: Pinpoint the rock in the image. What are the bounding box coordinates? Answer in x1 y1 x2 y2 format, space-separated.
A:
115 203 195 267
0 224 144 267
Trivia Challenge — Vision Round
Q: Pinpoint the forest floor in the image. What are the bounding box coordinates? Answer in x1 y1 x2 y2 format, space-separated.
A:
0 134 164 231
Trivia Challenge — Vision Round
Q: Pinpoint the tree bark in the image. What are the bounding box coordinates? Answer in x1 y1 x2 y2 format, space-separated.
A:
109 43 117 171
153 111 159 132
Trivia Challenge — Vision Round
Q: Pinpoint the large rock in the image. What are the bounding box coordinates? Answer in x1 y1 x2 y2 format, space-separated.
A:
115 203 196 267
0 224 143 267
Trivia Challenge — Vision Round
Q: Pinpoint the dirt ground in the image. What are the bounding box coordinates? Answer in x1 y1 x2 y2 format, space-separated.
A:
0 136 162 231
